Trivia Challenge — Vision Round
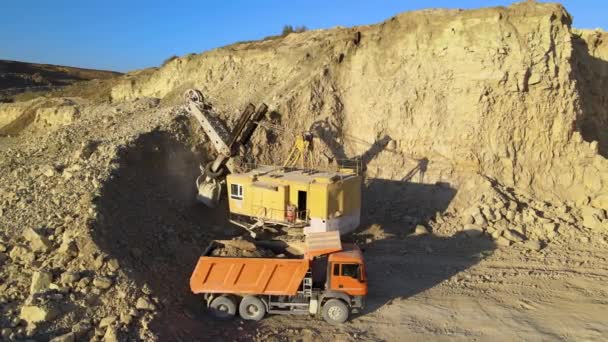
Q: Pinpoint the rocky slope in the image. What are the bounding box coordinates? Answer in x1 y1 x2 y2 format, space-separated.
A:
0 60 120 97
109 2 607 212
0 2 607 341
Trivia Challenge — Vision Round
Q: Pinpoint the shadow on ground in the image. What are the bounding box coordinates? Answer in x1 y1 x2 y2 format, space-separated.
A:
90 129 244 340
351 178 496 317
89 124 495 340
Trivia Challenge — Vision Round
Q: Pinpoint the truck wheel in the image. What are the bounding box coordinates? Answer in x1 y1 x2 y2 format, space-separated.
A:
209 296 237 319
322 299 349 324
239 296 266 321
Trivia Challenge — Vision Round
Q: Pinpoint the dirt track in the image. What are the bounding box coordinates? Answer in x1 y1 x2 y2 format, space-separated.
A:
151 229 607 341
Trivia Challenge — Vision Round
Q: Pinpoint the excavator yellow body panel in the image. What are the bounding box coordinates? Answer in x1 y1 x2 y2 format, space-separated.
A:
227 166 361 235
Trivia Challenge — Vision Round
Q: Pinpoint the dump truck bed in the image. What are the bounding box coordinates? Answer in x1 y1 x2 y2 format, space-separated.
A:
190 256 309 296
190 233 341 296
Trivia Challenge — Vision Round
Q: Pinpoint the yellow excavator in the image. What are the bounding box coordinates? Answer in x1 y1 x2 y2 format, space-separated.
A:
183 89 362 236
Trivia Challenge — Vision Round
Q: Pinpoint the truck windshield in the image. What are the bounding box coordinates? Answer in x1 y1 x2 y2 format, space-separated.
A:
341 263 362 281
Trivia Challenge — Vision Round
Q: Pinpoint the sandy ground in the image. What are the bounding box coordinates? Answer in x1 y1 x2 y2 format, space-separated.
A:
154 228 608 342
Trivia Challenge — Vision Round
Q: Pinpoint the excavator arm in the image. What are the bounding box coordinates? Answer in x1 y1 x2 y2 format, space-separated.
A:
184 89 267 207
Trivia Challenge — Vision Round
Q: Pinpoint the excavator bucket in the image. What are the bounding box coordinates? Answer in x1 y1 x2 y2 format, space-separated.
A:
183 89 267 208
196 177 222 208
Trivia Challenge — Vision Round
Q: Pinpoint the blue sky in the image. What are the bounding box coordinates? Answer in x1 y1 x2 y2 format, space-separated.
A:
1 1 604 72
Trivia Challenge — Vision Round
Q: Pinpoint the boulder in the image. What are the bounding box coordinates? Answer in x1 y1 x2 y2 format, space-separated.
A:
93 277 112 289
106 259 120 272
495 236 512 247
581 206 606 230
473 213 487 226
462 214 475 225
30 271 53 294
503 229 525 243
20 304 59 324
57 239 78 257
50 332 75 342
23 228 52 253
491 229 503 239
42 165 56 177
522 240 543 251
413 225 429 235
60 271 80 285
493 219 509 230
135 296 156 311
99 315 117 328
119 311 133 325
482 207 496 222
103 326 119 342
9 246 36 265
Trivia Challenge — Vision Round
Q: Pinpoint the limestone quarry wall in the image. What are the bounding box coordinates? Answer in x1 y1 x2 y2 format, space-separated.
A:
108 2 608 210
0 99 80 135
0 3 580 212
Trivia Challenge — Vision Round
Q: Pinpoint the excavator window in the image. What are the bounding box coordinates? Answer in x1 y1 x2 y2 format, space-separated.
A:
230 184 243 200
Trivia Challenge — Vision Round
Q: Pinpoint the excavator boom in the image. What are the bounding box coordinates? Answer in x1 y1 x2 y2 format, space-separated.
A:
184 89 267 207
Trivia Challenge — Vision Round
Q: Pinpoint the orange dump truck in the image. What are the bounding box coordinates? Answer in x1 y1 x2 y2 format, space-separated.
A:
190 232 367 324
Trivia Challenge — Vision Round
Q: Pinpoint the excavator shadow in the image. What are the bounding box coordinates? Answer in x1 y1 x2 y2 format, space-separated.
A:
309 119 495 321
350 179 496 318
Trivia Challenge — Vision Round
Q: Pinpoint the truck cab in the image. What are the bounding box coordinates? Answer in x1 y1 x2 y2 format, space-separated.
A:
328 244 367 297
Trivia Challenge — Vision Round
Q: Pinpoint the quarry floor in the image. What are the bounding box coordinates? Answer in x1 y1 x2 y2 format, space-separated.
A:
161 227 608 342
1 99 606 341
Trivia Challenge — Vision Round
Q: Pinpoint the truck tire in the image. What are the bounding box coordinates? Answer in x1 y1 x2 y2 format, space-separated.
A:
239 296 265 321
209 295 237 319
322 299 349 324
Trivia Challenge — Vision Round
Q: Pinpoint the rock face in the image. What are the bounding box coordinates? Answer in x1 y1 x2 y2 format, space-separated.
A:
108 2 607 211
0 2 607 341
0 98 80 135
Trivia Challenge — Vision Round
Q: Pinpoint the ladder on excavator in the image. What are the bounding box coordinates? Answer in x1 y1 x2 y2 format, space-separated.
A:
283 132 313 168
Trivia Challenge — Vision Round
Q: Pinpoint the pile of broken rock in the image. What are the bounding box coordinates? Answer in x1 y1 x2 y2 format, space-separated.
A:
457 185 607 251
